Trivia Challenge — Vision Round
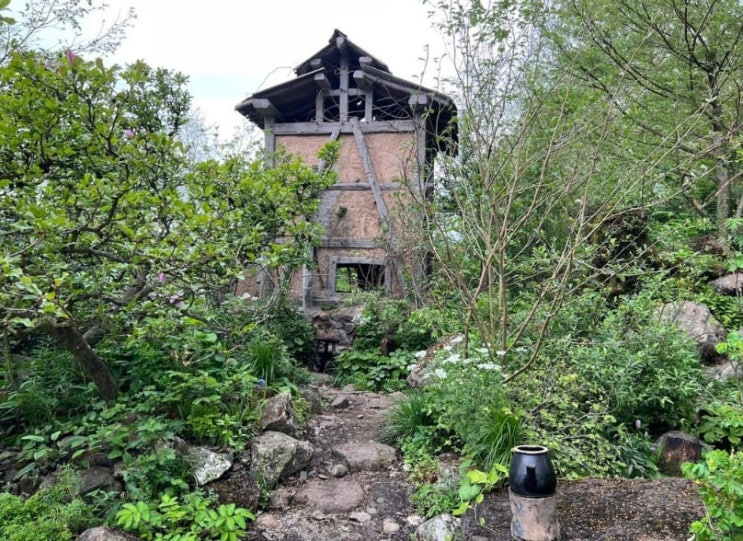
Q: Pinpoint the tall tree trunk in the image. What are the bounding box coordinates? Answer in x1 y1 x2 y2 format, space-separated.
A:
40 320 119 400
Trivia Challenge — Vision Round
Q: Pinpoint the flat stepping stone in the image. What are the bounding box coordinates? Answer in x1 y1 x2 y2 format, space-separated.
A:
334 441 397 472
293 479 364 514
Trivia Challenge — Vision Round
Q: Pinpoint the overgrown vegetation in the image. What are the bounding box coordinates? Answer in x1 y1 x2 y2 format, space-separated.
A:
3 0 743 539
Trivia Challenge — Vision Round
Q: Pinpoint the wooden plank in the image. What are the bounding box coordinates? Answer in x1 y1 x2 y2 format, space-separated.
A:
365 88 373 121
252 98 282 120
314 73 331 90
319 238 379 249
350 117 390 223
272 120 414 135
327 182 404 192
315 89 324 122
339 53 349 121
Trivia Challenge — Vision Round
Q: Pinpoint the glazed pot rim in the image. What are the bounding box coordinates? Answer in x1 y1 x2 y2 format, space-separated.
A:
512 444 549 454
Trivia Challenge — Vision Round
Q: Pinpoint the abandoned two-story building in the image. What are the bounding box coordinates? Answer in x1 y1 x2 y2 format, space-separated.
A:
235 30 457 309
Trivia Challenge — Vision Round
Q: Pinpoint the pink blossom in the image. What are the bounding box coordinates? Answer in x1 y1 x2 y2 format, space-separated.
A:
157 272 166 283
124 129 135 138
66 50 76 64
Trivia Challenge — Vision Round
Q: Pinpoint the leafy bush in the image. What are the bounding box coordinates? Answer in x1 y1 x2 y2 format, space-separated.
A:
262 297 318 366
570 293 705 432
697 401 743 449
334 349 413 392
116 492 254 541
383 392 437 444
420 339 521 472
0 468 94 540
0 346 98 438
683 450 743 540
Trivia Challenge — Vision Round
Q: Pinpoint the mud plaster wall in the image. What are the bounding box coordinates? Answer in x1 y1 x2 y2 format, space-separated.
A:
274 131 418 302
277 133 415 238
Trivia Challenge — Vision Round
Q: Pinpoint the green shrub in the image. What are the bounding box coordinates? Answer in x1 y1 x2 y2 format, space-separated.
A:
333 348 412 392
0 346 97 438
421 338 520 472
262 297 317 365
116 492 254 541
383 392 437 444
697 401 743 449
683 450 743 540
0 467 94 540
571 293 705 432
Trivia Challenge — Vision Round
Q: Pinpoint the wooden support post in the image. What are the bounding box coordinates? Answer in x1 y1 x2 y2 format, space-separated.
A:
263 117 275 167
339 52 349 122
349 117 406 296
409 94 431 198
350 117 390 222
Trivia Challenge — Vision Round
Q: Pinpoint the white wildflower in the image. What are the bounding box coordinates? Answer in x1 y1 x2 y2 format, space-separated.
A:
495 350 507 357
433 368 448 379
451 334 465 345
414 350 427 359
444 353 461 364
477 363 498 371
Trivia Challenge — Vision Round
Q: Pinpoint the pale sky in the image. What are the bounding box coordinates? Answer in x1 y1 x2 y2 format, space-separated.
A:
81 0 451 139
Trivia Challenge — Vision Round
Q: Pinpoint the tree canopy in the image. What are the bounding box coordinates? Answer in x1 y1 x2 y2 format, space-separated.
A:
0 50 337 399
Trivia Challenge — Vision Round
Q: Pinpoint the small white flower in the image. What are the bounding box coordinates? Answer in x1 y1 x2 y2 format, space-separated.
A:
433 368 448 379
477 347 489 355
443 345 452 351
407 364 417 372
414 350 427 359
477 363 498 371
515 346 528 354
444 353 461 364
495 350 507 357
451 334 465 345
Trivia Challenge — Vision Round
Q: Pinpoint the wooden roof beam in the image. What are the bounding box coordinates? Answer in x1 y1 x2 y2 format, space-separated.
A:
353 70 372 90
409 94 430 110
314 72 331 90
251 98 282 121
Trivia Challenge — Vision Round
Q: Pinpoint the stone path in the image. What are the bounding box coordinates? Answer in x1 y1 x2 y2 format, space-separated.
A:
251 383 424 541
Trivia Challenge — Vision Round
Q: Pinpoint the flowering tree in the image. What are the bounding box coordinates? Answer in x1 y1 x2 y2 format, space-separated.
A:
0 51 336 399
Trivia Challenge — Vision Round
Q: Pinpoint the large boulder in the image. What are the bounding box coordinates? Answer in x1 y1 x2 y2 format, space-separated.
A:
656 301 726 363
407 334 465 389
709 272 743 296
186 447 233 486
657 430 705 477
250 431 315 489
260 390 299 436
76 527 141 541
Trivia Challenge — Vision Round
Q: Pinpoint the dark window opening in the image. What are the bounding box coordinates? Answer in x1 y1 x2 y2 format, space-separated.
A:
335 263 385 292
323 96 340 122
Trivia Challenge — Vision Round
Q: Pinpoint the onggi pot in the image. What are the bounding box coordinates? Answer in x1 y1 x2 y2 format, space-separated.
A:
508 445 559 541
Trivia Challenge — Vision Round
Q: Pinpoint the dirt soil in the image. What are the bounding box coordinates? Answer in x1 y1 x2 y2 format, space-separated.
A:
249 379 706 540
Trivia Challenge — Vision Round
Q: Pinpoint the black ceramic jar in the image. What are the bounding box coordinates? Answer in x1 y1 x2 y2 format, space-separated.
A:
509 445 557 498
